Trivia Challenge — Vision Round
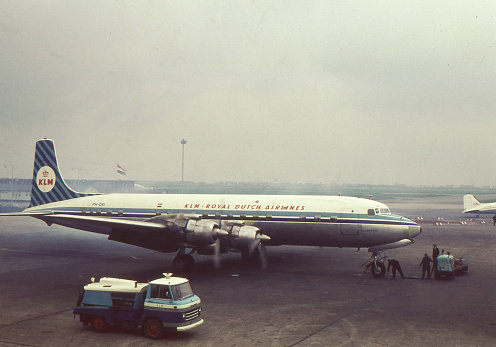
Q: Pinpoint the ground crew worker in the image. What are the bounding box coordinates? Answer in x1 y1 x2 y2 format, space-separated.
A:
387 259 404 279
419 253 433 279
493 215 496 226
430 244 440 277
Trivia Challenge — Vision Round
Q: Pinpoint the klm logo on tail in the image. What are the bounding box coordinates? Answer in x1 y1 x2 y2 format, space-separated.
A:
36 166 56 193
30 139 94 207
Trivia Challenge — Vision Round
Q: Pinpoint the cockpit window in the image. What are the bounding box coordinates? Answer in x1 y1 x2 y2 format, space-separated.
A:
367 209 375 216
375 208 391 214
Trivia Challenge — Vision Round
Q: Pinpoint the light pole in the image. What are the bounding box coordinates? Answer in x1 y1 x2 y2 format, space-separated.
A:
181 139 187 194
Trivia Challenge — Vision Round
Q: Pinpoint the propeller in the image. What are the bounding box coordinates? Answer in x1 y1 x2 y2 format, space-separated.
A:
259 241 267 270
213 237 221 269
249 233 270 269
213 213 227 270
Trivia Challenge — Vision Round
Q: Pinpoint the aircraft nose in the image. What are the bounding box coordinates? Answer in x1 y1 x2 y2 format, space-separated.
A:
408 224 422 239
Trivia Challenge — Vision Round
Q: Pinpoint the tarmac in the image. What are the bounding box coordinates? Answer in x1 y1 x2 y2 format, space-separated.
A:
1 194 496 346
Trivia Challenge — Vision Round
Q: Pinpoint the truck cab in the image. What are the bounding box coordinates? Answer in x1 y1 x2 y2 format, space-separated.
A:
74 273 203 339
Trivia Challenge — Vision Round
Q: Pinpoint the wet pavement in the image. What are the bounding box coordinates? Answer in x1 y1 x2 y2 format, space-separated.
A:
1 195 495 346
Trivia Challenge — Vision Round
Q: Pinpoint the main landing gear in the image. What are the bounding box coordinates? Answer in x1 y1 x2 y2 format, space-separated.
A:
172 248 195 272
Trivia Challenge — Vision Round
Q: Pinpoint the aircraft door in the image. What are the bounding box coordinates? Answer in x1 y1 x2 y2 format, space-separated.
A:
340 216 361 247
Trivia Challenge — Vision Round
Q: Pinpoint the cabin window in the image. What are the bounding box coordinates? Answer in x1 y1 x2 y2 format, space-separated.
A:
227 213 233 218
202 212 208 218
314 214 321 221
266 214 272 219
240 213 246 218
299 215 306 221
253 214 259 219
368 209 375 216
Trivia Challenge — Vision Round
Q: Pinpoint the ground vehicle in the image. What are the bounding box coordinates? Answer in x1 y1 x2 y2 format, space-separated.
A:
434 254 455 280
73 273 203 339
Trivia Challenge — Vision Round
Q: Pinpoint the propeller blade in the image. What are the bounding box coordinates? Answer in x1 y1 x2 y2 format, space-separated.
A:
260 242 267 270
213 238 221 269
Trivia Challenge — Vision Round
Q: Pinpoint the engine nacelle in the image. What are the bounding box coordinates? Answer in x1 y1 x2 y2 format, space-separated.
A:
230 225 261 250
185 219 220 245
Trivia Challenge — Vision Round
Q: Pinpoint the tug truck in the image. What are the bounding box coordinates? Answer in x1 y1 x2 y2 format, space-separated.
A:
73 274 203 339
434 254 455 280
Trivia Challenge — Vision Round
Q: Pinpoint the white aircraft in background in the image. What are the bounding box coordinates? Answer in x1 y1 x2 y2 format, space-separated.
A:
1 139 421 277
463 194 496 215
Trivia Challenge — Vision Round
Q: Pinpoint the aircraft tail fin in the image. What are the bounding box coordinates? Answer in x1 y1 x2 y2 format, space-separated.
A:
29 139 95 207
463 194 480 213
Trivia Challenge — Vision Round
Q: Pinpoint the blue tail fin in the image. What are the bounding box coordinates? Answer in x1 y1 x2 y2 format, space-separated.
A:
30 139 92 207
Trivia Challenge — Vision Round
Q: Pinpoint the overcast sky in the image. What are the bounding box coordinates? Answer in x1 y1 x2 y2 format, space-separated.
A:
1 1 495 186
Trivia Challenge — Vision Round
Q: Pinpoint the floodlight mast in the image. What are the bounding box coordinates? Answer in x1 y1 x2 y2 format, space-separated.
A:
181 139 187 194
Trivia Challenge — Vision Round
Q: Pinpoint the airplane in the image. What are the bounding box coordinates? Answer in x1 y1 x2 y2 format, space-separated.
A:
1 139 422 277
463 194 496 215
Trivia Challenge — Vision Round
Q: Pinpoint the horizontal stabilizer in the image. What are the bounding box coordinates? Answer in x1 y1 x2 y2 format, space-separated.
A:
368 239 414 252
0 211 54 217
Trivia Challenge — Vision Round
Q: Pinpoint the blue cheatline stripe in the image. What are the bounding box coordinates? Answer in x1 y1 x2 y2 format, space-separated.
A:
30 139 93 207
42 205 416 226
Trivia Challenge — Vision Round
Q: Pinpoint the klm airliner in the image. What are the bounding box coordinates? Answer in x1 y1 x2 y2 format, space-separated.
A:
1 139 421 276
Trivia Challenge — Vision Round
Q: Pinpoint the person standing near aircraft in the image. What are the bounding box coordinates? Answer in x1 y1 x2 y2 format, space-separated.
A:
492 215 496 226
419 253 433 279
387 259 404 279
430 244 440 277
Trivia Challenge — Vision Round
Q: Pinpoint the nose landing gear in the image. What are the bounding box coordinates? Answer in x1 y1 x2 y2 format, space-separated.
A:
363 252 387 278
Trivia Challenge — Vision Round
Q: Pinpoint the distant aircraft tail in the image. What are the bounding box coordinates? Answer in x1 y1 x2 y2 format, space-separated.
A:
463 194 480 213
30 139 94 207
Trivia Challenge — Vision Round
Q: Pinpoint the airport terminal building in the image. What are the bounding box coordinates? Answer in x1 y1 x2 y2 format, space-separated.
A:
0 178 135 211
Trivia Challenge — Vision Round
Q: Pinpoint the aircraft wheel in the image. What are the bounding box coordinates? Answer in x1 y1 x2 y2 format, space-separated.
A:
143 319 164 339
91 316 108 333
173 254 195 272
370 262 386 277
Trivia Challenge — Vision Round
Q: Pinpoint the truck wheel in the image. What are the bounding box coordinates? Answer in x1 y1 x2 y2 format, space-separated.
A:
91 316 108 332
370 263 386 277
143 319 164 339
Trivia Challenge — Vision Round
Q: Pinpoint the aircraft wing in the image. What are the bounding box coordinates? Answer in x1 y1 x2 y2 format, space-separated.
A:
31 213 228 253
41 214 167 232
35 214 188 253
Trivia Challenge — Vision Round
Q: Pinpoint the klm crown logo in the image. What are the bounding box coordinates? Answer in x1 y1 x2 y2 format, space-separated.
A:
36 166 56 193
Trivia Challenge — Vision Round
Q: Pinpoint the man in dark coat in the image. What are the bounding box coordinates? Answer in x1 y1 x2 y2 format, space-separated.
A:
419 253 433 279
430 244 440 276
387 259 404 279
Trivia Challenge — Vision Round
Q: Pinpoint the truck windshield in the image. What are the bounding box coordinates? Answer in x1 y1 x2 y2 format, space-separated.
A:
170 282 194 300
